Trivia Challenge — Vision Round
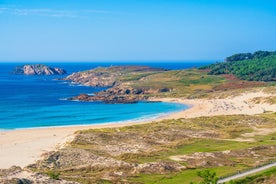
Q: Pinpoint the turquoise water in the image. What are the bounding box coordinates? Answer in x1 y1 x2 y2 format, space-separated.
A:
0 62 211 130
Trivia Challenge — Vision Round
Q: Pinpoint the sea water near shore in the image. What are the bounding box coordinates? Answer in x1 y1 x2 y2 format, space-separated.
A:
0 62 212 130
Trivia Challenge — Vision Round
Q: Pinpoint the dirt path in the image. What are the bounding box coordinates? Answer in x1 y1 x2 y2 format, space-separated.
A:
217 162 276 183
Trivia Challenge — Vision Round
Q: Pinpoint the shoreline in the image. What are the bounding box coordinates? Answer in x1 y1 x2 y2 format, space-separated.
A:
0 90 275 169
0 101 188 132
0 122 148 169
0 102 189 169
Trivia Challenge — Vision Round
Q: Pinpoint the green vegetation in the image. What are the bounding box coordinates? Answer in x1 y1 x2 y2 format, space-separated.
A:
46 170 60 180
129 69 226 98
67 64 268 101
201 51 276 81
114 67 266 98
32 114 276 183
225 51 275 62
131 167 247 184
228 167 276 184
195 170 218 184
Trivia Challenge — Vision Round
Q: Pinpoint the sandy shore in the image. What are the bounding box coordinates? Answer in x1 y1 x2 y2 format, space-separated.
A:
0 122 150 169
153 91 276 119
0 90 275 169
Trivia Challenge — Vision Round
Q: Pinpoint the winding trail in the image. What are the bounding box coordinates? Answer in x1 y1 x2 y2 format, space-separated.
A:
217 162 276 183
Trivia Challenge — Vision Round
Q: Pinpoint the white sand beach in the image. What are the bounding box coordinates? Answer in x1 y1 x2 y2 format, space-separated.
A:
0 90 275 169
154 90 276 119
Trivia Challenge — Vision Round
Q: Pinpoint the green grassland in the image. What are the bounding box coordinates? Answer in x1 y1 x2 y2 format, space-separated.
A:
129 69 226 98
123 68 269 99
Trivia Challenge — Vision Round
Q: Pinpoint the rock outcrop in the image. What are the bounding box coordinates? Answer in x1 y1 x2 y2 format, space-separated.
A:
68 87 168 103
65 66 169 103
12 64 67 75
64 66 166 87
68 93 147 104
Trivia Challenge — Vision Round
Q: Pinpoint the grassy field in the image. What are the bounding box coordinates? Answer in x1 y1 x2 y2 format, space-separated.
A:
125 68 269 99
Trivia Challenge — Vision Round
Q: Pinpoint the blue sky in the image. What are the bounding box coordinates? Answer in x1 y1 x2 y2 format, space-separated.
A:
1 0 276 62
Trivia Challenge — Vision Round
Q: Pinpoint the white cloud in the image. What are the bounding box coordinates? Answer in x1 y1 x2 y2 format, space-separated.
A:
0 7 111 18
83 9 111 14
13 8 78 18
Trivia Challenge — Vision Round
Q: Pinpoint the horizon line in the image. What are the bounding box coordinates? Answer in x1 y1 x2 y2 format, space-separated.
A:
0 59 220 63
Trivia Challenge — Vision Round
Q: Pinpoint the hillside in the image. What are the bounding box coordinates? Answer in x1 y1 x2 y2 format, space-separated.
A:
64 66 167 87
201 51 276 81
65 66 265 103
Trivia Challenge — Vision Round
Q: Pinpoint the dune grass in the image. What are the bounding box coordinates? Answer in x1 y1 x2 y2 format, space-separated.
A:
35 114 276 184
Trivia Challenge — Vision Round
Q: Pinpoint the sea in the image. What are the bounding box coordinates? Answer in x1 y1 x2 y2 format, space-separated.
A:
0 62 213 130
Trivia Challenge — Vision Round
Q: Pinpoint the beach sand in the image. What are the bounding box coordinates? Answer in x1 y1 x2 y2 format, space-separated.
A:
153 90 276 119
0 90 275 169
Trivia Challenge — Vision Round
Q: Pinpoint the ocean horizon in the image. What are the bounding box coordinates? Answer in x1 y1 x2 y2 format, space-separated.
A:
0 62 212 130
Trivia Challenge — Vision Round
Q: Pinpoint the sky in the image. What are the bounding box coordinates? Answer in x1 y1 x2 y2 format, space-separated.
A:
1 0 276 62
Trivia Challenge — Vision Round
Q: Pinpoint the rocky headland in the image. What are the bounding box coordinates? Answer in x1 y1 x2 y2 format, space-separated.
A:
64 66 166 87
12 64 67 75
65 66 169 103
64 64 266 104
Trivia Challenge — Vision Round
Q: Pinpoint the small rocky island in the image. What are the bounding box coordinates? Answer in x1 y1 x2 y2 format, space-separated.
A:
12 64 67 75
65 66 169 103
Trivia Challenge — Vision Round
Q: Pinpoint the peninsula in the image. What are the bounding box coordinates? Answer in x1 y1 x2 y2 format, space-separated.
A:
65 66 168 103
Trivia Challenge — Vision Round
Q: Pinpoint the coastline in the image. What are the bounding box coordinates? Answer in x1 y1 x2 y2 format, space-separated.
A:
0 103 187 169
0 121 150 169
0 90 275 169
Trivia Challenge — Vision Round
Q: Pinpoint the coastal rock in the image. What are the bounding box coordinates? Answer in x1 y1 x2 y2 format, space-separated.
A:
68 86 170 103
64 66 166 87
68 86 172 103
12 64 67 75
65 66 171 103
68 93 147 104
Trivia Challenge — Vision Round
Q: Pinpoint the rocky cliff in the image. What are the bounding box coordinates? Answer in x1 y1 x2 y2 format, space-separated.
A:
12 64 67 75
